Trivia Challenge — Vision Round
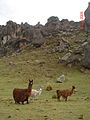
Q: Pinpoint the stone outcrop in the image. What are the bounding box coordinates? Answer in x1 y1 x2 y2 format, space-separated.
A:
81 43 90 68
0 21 45 54
44 16 80 37
0 17 81 52
31 28 45 47
78 3 90 68
0 10 90 70
45 16 61 35
84 2 90 32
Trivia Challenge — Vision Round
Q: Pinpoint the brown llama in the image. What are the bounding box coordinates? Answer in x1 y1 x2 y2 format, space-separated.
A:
56 86 76 101
13 79 33 104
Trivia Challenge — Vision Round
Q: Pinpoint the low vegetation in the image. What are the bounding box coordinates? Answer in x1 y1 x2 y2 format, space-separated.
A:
0 45 90 120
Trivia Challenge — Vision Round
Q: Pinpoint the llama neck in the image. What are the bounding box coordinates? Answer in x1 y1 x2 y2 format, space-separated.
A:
70 88 74 96
27 85 32 92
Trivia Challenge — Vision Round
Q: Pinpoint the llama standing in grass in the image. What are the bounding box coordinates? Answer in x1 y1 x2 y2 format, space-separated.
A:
31 88 42 98
56 86 76 101
13 79 33 104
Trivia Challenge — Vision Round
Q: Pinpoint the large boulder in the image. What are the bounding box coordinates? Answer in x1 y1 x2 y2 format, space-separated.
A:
81 43 90 68
31 28 45 47
47 16 59 23
45 16 61 36
84 2 90 32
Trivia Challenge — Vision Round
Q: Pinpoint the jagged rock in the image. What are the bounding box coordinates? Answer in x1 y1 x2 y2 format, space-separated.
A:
66 53 82 66
0 47 7 57
0 21 45 52
87 34 90 42
59 50 82 66
61 19 79 31
0 13 89 71
31 28 45 47
53 40 69 53
35 22 44 29
45 16 61 36
4 38 30 53
6 20 17 37
59 52 71 63
81 43 90 68
47 16 59 23
84 2 90 32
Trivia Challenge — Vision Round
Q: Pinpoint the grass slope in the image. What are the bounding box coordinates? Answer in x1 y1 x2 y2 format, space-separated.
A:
0 46 90 120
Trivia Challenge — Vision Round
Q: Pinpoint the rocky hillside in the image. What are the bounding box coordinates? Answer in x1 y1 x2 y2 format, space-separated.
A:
0 4 90 69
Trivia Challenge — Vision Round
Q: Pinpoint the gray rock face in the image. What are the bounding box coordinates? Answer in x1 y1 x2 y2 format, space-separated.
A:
47 16 59 23
81 43 90 68
61 19 70 30
0 21 45 50
0 15 87 64
84 2 90 32
45 16 61 36
31 28 45 47
44 17 80 37
0 17 81 50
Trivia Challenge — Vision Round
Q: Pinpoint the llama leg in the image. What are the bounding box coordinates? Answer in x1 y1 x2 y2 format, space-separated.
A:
26 98 29 104
59 97 61 101
27 100 29 104
57 95 60 101
22 101 24 105
65 97 67 101
15 100 20 104
25 97 29 104
17 102 20 104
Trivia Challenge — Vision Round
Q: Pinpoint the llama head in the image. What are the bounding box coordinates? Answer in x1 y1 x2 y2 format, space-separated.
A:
28 79 33 88
56 90 60 94
39 88 42 91
39 88 42 93
72 86 77 93
72 86 75 89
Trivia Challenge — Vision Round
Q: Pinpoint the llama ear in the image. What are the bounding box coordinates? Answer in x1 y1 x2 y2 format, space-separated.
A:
29 79 33 82
72 86 75 89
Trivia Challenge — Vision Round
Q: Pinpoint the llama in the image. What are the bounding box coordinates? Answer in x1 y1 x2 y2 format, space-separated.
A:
56 86 76 101
13 79 33 104
31 88 42 98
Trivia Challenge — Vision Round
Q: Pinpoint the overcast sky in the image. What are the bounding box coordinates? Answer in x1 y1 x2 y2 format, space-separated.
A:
0 0 90 25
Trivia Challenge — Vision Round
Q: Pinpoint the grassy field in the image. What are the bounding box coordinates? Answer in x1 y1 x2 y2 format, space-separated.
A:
0 46 90 120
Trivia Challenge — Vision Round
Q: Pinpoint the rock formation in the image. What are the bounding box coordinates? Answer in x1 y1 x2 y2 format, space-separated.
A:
0 5 90 70
84 2 90 32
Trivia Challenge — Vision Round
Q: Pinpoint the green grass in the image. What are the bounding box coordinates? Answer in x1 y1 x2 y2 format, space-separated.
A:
0 46 90 120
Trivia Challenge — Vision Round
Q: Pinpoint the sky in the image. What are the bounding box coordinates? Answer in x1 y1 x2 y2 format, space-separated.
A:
0 0 90 25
